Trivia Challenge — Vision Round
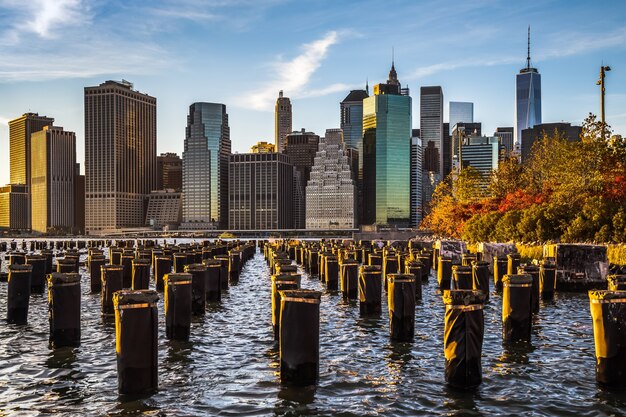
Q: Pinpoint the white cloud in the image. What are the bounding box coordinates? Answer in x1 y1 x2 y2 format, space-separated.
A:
0 115 10 125
0 0 88 39
242 31 340 110
538 27 626 60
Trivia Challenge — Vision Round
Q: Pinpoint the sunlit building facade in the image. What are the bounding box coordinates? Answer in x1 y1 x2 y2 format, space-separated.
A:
0 184 29 231
410 130 423 228
275 91 292 153
362 63 411 227
84 80 157 234
30 126 76 234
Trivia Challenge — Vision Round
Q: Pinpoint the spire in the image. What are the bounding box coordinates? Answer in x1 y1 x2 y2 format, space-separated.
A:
388 47 398 84
526 25 531 69
365 77 369 94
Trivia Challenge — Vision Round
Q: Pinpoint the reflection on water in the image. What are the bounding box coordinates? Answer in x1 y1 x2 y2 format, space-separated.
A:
0 242 625 415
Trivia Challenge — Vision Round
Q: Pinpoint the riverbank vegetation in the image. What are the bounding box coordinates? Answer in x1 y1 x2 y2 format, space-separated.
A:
422 115 626 246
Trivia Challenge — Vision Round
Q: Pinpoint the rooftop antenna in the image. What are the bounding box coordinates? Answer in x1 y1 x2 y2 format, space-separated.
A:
392 46 395 66
526 25 531 69
365 77 369 94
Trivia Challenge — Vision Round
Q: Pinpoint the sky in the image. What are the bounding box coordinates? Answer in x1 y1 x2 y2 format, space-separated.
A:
1 0 625 185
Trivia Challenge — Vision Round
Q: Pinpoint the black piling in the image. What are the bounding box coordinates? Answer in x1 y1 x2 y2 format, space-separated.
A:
154 256 172 292
387 274 416 342
539 261 557 299
164 273 192 341
114 290 159 396
437 256 452 291
472 261 490 300
57 258 76 273
405 260 423 301
340 260 359 300
89 255 106 293
131 260 151 290
271 274 301 340
120 255 134 288
502 274 533 344
7 265 33 325
359 265 382 316
48 273 81 348
507 253 521 276
101 265 123 318
185 264 207 315
443 290 485 389
203 259 222 302
518 265 540 312
451 265 472 290
493 255 508 292
279 289 321 386
26 255 47 294
589 290 626 388
324 255 339 291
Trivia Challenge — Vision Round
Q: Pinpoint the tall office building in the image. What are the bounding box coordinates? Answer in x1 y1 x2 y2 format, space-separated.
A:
8 113 54 186
420 86 444 181
460 136 501 190
30 126 76 234
306 130 356 230
8 112 54 229
145 189 182 229
182 102 231 229
362 62 411 227
251 141 275 154
449 102 474 133
85 80 157 234
494 127 514 154
284 128 320 229
422 141 439 215
157 153 183 191
515 27 541 148
275 91 292 153
74 163 85 234
0 184 29 231
340 88 368 150
229 152 294 230
442 123 452 179
410 129 423 228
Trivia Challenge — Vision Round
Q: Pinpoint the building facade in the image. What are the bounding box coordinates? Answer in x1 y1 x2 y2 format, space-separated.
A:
410 130 423 228
452 122 483 171
306 130 356 229
84 80 157 234
8 112 54 229
494 127 514 154
460 136 501 190
275 91 292 153
420 86 444 182
30 126 76 234
0 184 29 231
157 153 183 191
284 129 320 229
229 152 294 230
362 63 411 227
145 189 182 229
182 102 231 229
251 141 275 154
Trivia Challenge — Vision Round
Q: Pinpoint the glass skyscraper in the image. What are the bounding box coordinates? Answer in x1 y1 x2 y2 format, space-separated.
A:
515 28 541 147
449 102 473 133
362 63 411 227
182 102 231 229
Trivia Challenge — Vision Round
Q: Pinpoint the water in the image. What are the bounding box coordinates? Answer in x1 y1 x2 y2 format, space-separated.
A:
1 245 626 416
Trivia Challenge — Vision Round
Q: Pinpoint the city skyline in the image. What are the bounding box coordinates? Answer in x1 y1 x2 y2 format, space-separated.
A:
1 0 626 187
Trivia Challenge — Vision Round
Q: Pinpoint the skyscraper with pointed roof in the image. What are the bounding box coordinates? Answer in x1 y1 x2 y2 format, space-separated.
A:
515 26 542 148
275 91 292 153
362 61 411 227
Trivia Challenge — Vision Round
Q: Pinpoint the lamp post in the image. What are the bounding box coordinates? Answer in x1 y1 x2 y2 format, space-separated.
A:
597 65 611 140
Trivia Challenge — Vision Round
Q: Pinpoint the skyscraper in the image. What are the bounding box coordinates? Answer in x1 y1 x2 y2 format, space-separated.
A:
449 102 474 133
306 129 356 230
494 127 514 154
420 86 444 181
410 130 423 228
8 113 54 186
84 80 157 234
284 128 320 229
452 122 483 171
8 112 54 229
182 102 231 229
0 184 29 231
362 62 411 227
229 152 294 230
275 91 292 153
460 136 501 190
30 126 76 234
515 27 541 148
520 122 581 161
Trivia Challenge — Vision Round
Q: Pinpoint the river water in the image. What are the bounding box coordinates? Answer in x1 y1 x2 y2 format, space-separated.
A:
1 244 626 416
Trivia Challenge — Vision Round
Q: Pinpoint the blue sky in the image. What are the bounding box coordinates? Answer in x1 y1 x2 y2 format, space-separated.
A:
1 0 625 185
